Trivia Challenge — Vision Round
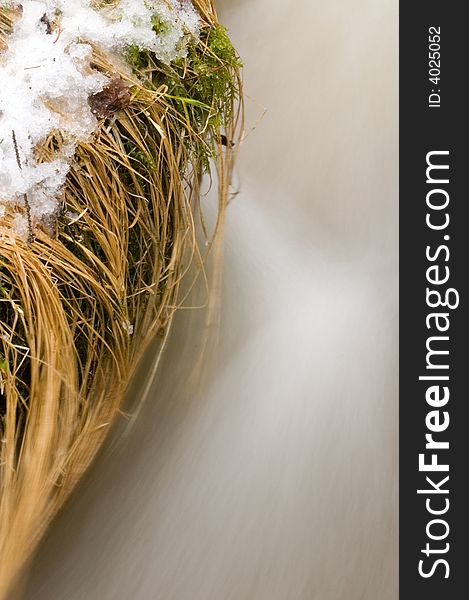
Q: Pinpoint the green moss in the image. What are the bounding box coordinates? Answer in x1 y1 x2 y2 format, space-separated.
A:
122 24 241 172
190 26 241 112
151 15 171 36
126 44 152 72
207 25 243 69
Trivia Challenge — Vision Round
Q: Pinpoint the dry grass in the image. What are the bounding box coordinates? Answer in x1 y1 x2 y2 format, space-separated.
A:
0 2 243 596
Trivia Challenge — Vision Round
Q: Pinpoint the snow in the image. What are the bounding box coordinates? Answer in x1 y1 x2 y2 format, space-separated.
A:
0 0 200 236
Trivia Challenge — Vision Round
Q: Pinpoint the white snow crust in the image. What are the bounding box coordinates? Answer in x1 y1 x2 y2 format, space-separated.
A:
0 0 199 234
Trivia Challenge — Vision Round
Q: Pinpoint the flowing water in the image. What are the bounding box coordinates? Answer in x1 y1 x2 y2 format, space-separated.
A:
25 1 398 598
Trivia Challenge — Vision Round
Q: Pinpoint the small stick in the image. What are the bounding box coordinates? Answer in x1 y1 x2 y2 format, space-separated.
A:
11 130 22 170
11 130 34 243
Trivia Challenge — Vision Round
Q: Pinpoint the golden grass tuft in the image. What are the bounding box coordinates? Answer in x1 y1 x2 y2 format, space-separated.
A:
0 1 243 595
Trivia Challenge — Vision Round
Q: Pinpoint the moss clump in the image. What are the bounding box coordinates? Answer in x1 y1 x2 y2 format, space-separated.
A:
125 23 242 136
189 25 242 121
151 24 242 169
206 25 242 69
151 15 171 36
126 44 151 71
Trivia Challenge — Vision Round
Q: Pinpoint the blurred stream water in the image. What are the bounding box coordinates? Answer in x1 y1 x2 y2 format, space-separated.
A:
25 1 398 598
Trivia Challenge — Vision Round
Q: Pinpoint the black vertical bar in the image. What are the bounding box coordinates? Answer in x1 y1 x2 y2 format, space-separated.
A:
400 4 467 598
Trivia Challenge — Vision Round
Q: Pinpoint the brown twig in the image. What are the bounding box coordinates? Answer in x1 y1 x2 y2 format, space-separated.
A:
11 130 34 243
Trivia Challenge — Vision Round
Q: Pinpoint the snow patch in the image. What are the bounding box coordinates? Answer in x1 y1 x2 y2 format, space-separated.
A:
0 0 200 235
